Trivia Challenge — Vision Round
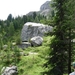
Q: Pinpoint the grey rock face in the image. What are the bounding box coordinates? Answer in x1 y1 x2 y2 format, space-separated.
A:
1 66 18 75
30 36 43 46
40 1 50 11
18 42 31 49
26 1 53 17
40 1 53 16
21 22 53 42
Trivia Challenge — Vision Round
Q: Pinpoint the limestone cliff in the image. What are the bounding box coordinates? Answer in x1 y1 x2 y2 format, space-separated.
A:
26 1 53 17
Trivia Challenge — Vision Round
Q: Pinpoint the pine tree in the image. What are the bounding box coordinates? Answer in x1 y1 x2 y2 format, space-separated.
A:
13 46 21 65
45 0 72 75
66 0 75 73
45 0 75 74
8 22 15 36
7 14 13 22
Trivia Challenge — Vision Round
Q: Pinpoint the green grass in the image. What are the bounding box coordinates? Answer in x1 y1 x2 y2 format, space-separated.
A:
0 35 52 75
16 35 52 75
0 35 69 75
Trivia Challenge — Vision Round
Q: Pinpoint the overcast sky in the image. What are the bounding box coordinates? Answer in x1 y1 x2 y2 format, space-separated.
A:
0 0 50 20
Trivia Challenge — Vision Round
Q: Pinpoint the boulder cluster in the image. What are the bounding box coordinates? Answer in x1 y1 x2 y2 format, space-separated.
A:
20 22 53 49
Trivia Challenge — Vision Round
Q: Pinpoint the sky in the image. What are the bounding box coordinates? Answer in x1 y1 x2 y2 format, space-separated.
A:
0 0 50 20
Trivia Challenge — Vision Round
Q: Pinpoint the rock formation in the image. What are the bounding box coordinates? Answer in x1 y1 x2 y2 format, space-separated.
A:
30 36 43 46
40 1 53 16
18 42 31 49
21 22 53 42
1 66 18 75
26 1 53 17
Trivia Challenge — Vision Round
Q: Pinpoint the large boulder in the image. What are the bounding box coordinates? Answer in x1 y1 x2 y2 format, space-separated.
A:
30 36 43 46
1 66 18 75
21 22 53 42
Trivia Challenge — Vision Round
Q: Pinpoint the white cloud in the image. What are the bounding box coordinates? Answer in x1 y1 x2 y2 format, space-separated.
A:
0 0 50 20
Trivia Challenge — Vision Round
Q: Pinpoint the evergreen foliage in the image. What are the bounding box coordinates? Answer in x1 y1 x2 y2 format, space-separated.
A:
44 0 75 75
0 1 75 74
0 12 47 75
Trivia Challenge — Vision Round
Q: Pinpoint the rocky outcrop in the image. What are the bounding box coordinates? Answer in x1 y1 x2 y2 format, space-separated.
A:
21 22 53 42
1 66 18 75
40 1 53 16
18 42 31 49
30 36 43 46
40 1 50 11
26 1 53 17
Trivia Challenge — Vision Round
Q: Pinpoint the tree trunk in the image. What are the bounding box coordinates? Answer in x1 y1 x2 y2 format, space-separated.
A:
68 28 71 74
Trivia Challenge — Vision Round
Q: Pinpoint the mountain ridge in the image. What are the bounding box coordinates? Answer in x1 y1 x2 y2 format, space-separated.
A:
26 1 53 17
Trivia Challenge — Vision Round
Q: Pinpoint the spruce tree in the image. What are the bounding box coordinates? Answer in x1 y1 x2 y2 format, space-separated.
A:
45 0 70 75
45 0 75 74
66 0 75 73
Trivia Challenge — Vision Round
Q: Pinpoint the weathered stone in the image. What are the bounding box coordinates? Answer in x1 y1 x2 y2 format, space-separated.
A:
21 22 53 42
30 36 43 46
40 1 51 11
1 66 18 75
26 1 53 17
18 42 31 49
